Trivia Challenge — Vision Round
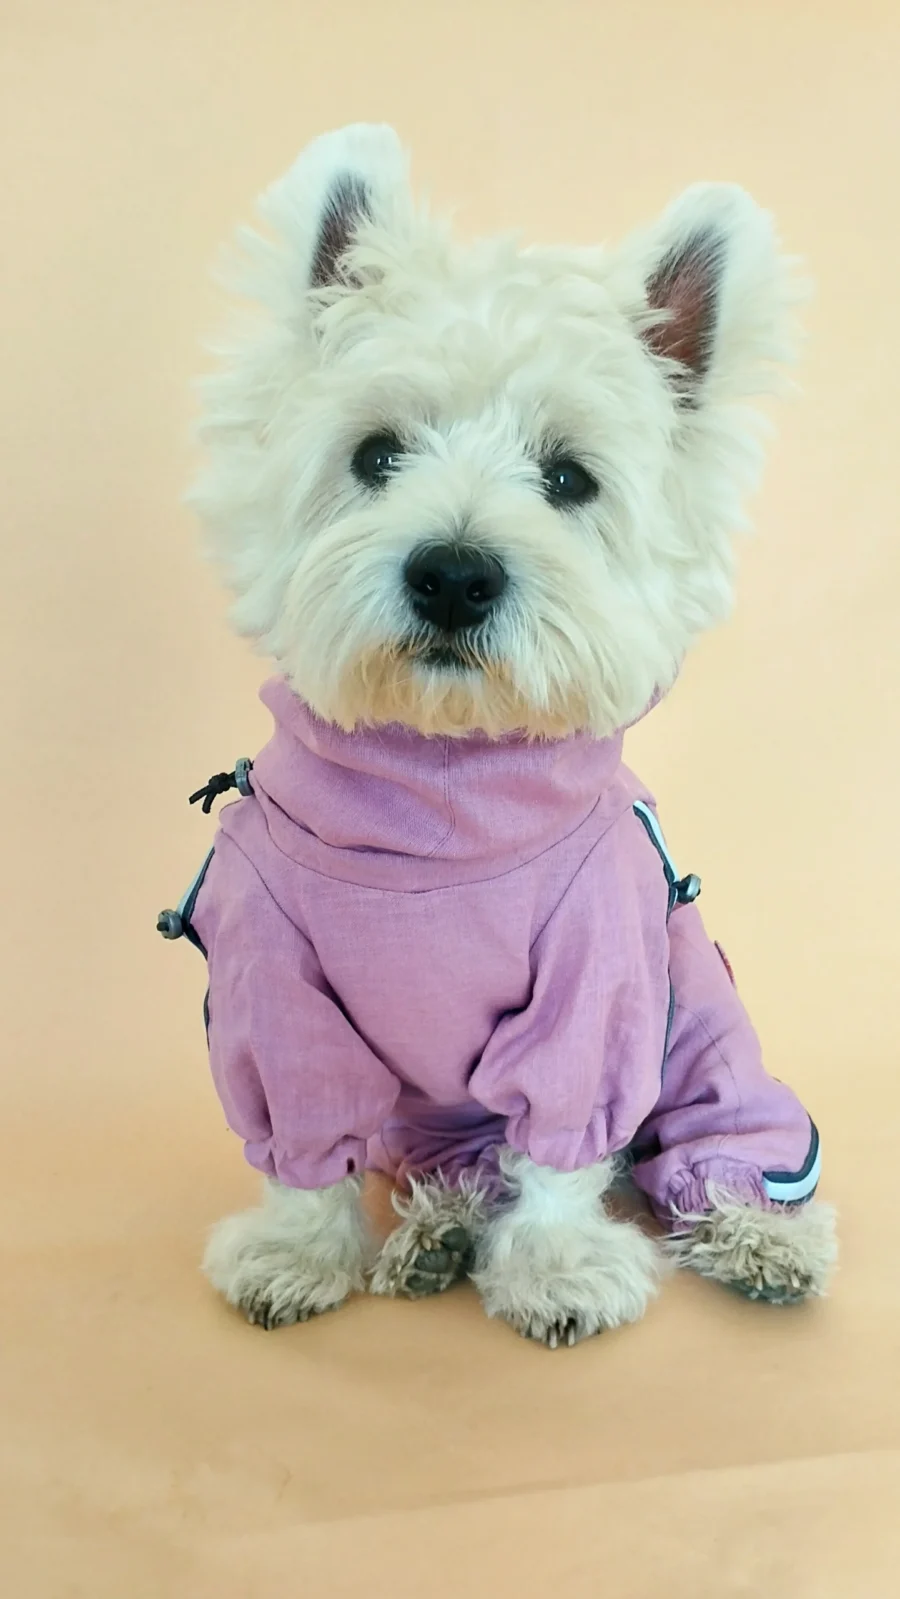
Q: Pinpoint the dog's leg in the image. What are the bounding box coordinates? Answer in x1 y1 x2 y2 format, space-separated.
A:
202 1175 369 1328
369 1174 488 1298
471 1151 663 1347
667 1195 837 1304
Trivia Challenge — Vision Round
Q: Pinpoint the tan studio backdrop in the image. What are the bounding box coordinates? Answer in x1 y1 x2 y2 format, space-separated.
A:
2 3 899 1595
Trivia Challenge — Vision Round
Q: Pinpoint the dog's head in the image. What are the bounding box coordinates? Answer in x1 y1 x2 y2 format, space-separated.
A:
192 124 800 738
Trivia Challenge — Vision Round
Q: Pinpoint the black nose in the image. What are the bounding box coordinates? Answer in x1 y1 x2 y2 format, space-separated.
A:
404 543 507 634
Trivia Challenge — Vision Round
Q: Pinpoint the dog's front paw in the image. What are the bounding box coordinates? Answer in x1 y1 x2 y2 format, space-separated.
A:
668 1197 837 1304
202 1181 367 1328
369 1176 487 1299
370 1221 472 1299
473 1218 662 1348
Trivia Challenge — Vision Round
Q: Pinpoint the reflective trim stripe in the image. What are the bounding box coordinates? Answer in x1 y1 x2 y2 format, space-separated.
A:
632 800 678 886
632 801 678 1075
176 848 215 920
178 848 214 957
662 978 676 1065
633 802 701 908
633 800 819 1205
762 1121 821 1203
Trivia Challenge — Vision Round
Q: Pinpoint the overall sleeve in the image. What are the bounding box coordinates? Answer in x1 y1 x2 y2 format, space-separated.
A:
191 833 400 1189
466 829 672 1172
630 905 819 1221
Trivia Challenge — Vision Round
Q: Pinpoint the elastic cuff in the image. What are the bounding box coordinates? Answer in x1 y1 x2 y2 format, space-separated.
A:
657 1120 822 1227
243 1136 367 1190
661 1164 769 1228
504 1118 609 1173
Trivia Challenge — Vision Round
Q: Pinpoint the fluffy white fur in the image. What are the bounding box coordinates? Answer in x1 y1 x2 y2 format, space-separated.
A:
190 123 801 739
667 1192 837 1304
369 1173 488 1299
193 125 832 1342
470 1153 664 1346
202 1176 369 1328
370 1158 663 1345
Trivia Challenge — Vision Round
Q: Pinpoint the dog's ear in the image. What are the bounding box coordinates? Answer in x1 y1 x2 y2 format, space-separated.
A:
308 173 372 289
260 123 412 295
629 185 802 402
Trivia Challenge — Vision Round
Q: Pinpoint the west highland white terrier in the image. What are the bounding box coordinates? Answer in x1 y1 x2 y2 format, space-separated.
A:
160 125 836 1346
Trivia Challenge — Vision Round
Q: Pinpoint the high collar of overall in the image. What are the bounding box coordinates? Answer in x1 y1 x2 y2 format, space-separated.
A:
249 677 649 876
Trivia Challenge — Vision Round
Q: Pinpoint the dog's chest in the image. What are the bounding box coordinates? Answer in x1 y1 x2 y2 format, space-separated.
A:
292 859 559 1101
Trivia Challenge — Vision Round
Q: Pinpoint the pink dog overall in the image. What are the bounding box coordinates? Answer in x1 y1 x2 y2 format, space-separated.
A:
166 678 819 1223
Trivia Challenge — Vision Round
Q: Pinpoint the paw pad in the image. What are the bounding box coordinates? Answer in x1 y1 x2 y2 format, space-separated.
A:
370 1215 476 1299
405 1226 474 1297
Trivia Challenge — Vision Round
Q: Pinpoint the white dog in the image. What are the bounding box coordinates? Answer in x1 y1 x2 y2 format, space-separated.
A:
162 125 836 1346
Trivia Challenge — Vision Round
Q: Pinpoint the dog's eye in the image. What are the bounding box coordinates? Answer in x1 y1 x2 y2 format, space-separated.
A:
541 457 598 507
352 433 405 488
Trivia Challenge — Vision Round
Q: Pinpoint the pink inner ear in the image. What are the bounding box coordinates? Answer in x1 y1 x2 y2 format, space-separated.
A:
310 176 371 289
644 238 719 378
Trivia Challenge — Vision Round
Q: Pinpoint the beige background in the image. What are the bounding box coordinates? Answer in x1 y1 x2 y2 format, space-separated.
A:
2 2 899 1594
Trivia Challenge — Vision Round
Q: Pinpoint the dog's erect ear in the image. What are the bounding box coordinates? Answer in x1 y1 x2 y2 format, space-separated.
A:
629 185 800 401
260 124 411 294
309 174 372 289
643 223 723 380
